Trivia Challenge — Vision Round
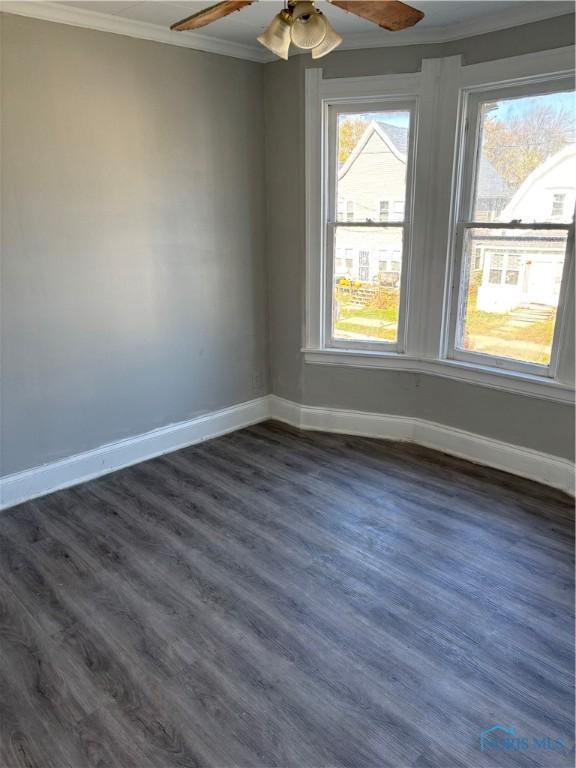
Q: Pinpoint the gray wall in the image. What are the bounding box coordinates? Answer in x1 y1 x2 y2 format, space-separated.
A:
1 13 268 476
264 13 576 461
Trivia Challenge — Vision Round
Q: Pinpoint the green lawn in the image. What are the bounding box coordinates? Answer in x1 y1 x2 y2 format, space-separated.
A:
463 305 555 365
334 285 555 364
335 320 398 342
339 305 399 323
335 290 399 341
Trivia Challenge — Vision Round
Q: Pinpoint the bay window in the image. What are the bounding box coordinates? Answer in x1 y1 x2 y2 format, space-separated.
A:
305 50 575 402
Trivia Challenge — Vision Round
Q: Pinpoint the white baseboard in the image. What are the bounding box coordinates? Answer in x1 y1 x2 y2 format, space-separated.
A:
268 396 575 497
0 396 271 511
1 394 573 510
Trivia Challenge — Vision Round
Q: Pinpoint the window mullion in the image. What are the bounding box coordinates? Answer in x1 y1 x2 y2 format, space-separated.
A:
409 55 462 360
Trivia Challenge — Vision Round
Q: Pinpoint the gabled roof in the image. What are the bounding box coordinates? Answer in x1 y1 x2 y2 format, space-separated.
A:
500 143 576 220
376 122 408 155
338 120 408 180
338 119 511 205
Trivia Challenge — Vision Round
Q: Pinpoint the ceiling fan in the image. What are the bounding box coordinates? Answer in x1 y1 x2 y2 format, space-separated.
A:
171 1 425 60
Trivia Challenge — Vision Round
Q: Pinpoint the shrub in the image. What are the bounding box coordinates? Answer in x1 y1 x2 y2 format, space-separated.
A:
369 287 398 311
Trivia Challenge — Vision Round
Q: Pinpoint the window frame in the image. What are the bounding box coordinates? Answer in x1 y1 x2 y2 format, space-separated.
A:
325 97 418 353
447 75 576 378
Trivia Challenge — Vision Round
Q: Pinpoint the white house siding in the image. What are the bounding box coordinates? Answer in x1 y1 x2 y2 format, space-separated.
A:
475 145 575 313
337 129 574 313
335 227 403 284
500 146 576 224
474 237 566 313
335 126 407 284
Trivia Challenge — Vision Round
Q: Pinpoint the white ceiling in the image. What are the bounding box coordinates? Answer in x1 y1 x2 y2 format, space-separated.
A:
6 1 575 61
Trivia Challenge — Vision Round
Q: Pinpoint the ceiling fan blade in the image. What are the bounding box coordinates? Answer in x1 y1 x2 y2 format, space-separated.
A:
329 0 424 31
171 1 255 31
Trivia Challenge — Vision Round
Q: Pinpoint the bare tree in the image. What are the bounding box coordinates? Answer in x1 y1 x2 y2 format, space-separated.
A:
481 102 575 190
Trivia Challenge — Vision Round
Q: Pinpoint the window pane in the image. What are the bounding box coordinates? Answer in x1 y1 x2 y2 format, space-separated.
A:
456 227 568 366
473 90 576 223
552 193 566 217
488 269 501 284
333 227 403 343
505 270 519 285
336 110 411 223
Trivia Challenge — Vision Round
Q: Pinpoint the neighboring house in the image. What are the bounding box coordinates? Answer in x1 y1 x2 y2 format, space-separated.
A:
474 144 575 313
335 120 511 287
336 122 574 315
335 120 407 285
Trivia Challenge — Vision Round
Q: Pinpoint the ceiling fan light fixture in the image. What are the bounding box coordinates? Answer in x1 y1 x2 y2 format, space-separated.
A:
257 10 292 60
171 0 425 61
289 1 316 20
290 2 327 50
311 13 342 58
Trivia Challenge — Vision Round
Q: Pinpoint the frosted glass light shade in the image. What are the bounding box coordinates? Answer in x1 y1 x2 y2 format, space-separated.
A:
257 12 291 60
311 14 342 58
290 5 326 50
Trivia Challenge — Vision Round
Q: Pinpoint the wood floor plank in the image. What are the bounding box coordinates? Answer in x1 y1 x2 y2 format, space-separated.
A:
0 422 573 767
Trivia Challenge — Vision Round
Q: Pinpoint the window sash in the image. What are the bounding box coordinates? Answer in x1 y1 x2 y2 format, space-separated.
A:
447 76 575 377
459 78 575 225
448 220 574 377
323 98 417 352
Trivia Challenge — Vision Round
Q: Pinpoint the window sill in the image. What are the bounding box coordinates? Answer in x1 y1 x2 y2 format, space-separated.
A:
302 348 575 404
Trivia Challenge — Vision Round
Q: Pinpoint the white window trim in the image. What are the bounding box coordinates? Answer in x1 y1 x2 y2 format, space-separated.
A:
304 47 575 404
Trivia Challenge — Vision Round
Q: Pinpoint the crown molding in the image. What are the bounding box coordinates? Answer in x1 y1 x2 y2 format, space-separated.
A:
1 1 274 63
1 1 573 63
334 2 574 52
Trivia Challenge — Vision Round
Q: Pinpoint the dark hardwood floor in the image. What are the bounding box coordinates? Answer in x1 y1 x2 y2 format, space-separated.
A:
0 421 573 768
